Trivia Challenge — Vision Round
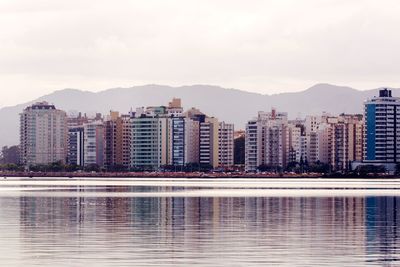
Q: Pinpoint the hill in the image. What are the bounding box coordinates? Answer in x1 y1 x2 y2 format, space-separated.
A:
0 83 393 147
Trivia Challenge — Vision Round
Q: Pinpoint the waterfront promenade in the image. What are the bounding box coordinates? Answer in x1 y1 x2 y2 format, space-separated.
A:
0 171 393 179
0 171 324 179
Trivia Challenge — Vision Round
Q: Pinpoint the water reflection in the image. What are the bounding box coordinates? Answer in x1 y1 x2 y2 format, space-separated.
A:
0 187 397 266
365 197 400 264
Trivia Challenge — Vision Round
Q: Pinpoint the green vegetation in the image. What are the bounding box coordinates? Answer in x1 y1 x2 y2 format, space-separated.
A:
0 146 20 165
161 163 214 172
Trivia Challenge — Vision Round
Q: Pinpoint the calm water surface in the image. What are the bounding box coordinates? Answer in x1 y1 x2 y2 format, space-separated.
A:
0 178 399 266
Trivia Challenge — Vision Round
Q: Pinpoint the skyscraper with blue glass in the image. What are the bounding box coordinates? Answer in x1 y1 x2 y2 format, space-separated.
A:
364 89 400 165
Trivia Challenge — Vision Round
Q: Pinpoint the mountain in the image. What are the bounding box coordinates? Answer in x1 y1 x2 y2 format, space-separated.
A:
0 83 396 147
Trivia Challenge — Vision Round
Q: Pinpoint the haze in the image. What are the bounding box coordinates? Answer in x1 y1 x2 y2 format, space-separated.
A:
1 0 399 107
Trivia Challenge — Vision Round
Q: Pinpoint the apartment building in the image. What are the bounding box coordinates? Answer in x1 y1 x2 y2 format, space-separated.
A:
218 121 234 167
83 120 105 167
20 102 68 166
364 88 400 165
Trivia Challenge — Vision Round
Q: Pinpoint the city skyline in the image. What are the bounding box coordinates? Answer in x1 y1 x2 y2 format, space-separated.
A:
14 88 399 173
2 1 400 266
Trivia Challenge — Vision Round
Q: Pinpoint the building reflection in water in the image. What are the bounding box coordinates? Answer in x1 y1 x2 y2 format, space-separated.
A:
366 197 400 264
16 187 400 265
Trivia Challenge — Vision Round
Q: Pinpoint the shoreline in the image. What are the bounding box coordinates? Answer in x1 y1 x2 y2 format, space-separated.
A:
0 171 396 179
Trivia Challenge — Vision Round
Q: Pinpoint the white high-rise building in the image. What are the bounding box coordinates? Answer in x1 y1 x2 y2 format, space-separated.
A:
305 115 322 135
218 121 234 167
83 120 105 167
20 102 68 166
67 126 84 166
304 115 322 164
317 122 333 165
288 122 303 163
245 108 289 172
245 119 260 172
306 132 319 164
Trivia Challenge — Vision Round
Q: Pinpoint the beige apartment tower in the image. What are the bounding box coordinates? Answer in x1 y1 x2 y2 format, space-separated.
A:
20 102 68 166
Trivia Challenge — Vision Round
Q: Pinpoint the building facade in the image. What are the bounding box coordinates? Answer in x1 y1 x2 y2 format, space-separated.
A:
67 126 84 166
364 88 400 164
169 117 186 166
184 118 200 164
131 116 168 170
104 111 123 169
245 109 289 172
199 117 219 168
83 121 105 167
121 114 132 168
20 102 68 166
218 121 234 167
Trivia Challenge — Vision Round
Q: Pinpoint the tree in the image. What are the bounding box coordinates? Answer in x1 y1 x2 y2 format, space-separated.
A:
286 161 299 172
308 161 330 173
396 163 400 177
357 165 386 177
65 164 82 172
257 164 275 172
29 164 48 172
84 164 101 172
107 164 128 172
48 161 65 172
0 163 23 171
183 162 200 172
0 146 20 165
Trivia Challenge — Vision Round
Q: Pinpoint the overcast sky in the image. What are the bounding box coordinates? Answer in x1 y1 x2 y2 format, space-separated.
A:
0 0 399 107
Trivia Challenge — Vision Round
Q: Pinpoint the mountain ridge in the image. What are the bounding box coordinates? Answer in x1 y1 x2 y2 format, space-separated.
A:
0 83 397 147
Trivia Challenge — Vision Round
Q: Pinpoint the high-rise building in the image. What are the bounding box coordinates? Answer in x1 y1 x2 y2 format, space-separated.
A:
305 115 322 135
104 111 123 169
121 114 132 168
331 114 364 170
131 115 168 170
67 126 84 166
184 118 200 164
313 114 364 171
199 117 219 168
317 122 333 165
20 102 68 166
169 116 186 166
245 119 260 172
364 88 400 165
306 132 319 164
288 123 302 163
218 121 234 167
263 119 289 168
245 108 289 171
83 120 105 167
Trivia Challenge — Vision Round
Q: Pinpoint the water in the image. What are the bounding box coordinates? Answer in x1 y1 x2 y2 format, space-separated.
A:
0 177 399 266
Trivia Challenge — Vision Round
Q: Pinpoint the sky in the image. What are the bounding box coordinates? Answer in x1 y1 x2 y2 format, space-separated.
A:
0 0 399 108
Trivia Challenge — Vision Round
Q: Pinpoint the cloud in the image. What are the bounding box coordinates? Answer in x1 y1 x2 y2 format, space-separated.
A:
0 0 399 107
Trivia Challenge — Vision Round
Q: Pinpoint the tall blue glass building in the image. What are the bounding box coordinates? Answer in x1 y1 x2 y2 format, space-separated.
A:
364 89 400 164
